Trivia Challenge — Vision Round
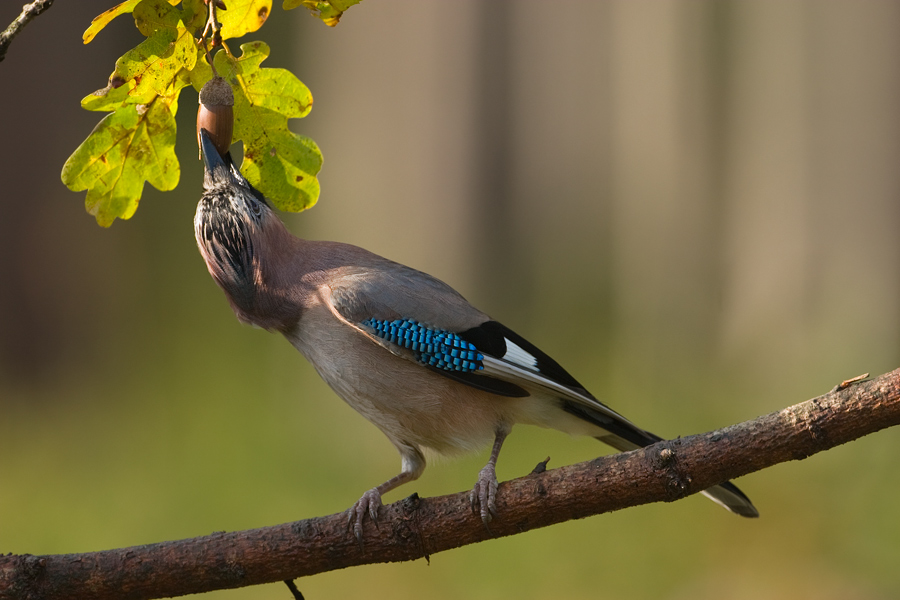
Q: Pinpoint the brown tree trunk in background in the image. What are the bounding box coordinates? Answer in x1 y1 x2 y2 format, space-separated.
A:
470 0 532 322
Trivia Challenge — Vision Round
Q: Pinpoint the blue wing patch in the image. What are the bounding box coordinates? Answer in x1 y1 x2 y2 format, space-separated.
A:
362 318 485 373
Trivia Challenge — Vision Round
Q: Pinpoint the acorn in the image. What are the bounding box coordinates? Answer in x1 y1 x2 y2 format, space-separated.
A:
197 76 234 158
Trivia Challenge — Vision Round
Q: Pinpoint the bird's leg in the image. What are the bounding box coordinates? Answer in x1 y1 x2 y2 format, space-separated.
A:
348 445 424 542
470 424 511 526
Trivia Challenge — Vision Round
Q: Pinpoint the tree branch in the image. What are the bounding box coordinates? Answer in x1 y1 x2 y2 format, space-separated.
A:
3 367 900 600
0 0 55 64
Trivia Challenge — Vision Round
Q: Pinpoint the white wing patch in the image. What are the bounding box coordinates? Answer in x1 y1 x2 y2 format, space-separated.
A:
482 353 640 428
502 338 538 369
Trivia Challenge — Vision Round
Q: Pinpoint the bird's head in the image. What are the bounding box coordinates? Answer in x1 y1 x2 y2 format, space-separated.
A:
195 128 273 311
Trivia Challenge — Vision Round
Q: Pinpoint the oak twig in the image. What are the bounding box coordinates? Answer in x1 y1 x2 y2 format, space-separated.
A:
0 0 55 64
3 367 900 600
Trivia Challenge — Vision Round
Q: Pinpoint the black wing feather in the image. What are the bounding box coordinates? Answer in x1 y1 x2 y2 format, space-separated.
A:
459 321 591 394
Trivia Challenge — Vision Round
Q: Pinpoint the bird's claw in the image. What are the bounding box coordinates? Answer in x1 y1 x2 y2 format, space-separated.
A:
469 464 499 528
348 487 383 543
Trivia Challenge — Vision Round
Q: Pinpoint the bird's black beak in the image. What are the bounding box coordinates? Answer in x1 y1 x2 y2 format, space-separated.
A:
199 127 259 194
200 128 232 188
199 128 270 209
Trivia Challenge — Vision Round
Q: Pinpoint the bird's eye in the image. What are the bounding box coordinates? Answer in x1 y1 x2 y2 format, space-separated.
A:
248 198 262 217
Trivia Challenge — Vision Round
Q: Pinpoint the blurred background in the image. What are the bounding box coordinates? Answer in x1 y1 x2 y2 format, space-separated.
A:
2 1 900 598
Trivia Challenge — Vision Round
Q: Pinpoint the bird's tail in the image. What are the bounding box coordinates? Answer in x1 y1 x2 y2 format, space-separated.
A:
698 482 759 518
564 401 759 518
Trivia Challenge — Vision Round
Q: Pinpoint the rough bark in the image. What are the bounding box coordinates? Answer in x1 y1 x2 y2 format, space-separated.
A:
0 0 55 63
2 368 899 600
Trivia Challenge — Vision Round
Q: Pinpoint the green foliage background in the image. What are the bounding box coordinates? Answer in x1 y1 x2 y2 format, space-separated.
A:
2 2 900 600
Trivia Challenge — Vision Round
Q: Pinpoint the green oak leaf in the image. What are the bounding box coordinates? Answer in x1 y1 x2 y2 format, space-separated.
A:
180 0 209 34
84 0 271 44
133 0 183 37
197 42 322 212
284 0 362 26
70 0 323 224
80 79 137 112
111 2 198 104
61 98 180 226
83 0 143 44
83 0 181 44
219 0 273 39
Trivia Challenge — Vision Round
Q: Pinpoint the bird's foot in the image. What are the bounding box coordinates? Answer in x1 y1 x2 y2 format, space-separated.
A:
347 487 382 543
469 463 499 528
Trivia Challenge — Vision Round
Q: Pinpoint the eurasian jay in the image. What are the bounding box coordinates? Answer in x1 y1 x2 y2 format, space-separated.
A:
194 129 758 539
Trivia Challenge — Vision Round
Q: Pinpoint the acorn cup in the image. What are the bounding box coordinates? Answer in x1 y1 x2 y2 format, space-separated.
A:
197 76 234 158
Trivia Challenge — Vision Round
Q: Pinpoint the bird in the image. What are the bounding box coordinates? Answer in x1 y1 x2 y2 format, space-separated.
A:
194 129 759 539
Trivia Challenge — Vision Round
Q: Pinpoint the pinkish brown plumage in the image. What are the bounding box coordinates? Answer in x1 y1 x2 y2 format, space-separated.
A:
195 130 759 540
